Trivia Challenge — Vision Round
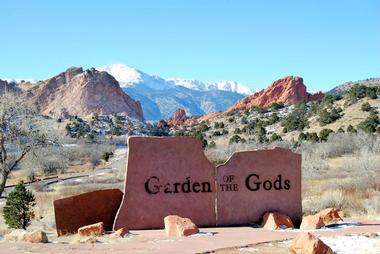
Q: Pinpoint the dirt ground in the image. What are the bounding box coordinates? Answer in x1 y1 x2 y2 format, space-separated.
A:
0 220 379 254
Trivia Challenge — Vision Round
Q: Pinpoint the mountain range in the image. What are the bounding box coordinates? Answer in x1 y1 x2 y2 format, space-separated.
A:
98 64 253 120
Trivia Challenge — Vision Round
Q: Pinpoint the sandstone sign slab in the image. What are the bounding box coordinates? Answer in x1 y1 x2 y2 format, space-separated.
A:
54 189 123 236
216 147 302 226
114 137 216 230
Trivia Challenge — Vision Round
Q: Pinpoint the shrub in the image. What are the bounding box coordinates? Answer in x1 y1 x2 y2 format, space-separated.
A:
269 133 282 142
281 101 309 132
318 108 341 126
347 124 357 133
241 116 248 124
3 182 36 229
228 117 235 123
229 135 246 144
319 129 334 141
270 102 284 111
208 141 216 149
102 151 114 162
234 128 242 134
361 102 372 112
212 131 221 136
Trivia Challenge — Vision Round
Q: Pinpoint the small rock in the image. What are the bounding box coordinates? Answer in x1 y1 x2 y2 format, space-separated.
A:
261 212 294 230
78 222 105 236
317 208 343 226
5 229 26 242
164 215 199 237
5 229 48 243
291 232 333 254
300 215 325 230
110 227 129 238
24 230 48 243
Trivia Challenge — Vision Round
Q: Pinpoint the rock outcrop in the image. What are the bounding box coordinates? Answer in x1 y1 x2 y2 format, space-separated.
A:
291 232 333 254
54 189 123 236
164 215 199 237
261 212 294 230
300 215 325 230
167 108 189 126
5 229 48 243
228 76 324 112
300 208 343 230
26 67 144 120
317 208 343 226
109 227 129 238
78 222 105 236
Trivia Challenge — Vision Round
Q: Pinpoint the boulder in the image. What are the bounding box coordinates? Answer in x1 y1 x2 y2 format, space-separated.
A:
317 208 343 226
5 229 48 243
109 227 129 238
291 232 333 254
164 215 199 237
23 230 48 243
300 215 325 230
261 212 294 230
54 189 123 236
5 229 27 242
78 222 105 236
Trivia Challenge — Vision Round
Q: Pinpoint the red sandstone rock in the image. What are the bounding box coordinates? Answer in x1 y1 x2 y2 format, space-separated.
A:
54 189 123 236
164 215 199 237
110 227 129 238
317 208 343 226
291 232 333 254
261 212 294 230
78 222 105 236
300 215 325 230
26 67 144 120
217 147 302 226
167 108 189 126
157 119 169 128
113 137 216 230
227 76 323 112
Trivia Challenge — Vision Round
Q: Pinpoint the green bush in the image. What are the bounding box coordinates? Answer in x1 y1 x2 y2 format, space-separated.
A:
229 135 246 144
361 102 372 112
208 141 216 148
270 102 284 111
282 101 309 132
318 108 341 126
319 129 334 141
347 125 357 134
241 116 248 124
102 151 114 162
3 182 35 229
269 133 282 142
234 128 242 134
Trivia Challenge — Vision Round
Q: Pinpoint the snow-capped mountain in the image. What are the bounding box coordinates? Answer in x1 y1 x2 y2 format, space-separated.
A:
98 64 173 90
97 64 253 95
96 64 253 120
168 79 253 95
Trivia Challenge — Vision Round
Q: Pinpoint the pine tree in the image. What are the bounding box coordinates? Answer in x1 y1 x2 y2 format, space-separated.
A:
3 181 35 229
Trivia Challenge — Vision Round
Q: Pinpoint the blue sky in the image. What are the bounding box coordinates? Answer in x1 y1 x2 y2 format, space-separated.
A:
0 0 379 91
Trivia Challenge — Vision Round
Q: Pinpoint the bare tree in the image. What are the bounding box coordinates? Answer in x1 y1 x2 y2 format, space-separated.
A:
0 92 57 197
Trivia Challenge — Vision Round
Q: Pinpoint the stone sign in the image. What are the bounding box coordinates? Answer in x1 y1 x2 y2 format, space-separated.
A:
216 148 302 226
54 189 123 236
113 137 216 230
113 137 301 230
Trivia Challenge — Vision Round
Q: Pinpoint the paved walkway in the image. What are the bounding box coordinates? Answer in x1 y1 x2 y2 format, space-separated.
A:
0 220 379 254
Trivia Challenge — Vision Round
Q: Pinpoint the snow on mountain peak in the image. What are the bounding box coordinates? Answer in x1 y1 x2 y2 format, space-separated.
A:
98 64 254 95
97 64 143 85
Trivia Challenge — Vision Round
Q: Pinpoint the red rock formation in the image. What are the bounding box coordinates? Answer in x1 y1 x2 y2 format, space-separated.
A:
227 76 324 112
291 232 333 254
261 212 294 230
316 208 343 225
164 215 199 237
78 222 105 236
157 119 169 128
53 189 123 236
26 67 144 121
167 108 189 126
